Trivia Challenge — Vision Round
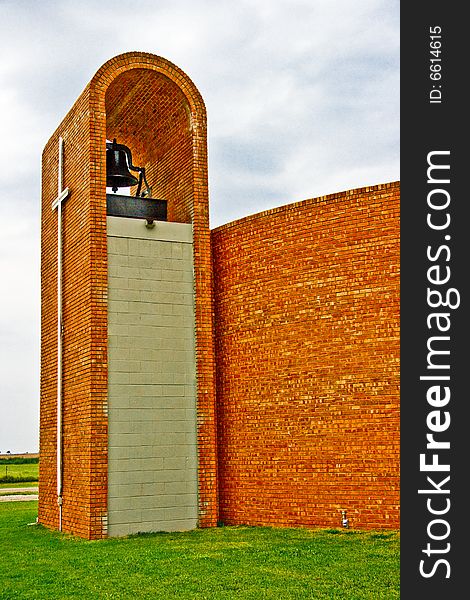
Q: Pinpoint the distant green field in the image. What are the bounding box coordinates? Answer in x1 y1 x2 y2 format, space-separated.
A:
0 462 38 484
0 456 38 465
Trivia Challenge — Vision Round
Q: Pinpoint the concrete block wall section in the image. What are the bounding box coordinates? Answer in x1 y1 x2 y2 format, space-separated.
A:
107 217 198 536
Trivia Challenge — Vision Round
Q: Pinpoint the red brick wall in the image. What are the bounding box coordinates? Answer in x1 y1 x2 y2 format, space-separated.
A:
39 87 106 538
211 182 400 530
40 52 217 538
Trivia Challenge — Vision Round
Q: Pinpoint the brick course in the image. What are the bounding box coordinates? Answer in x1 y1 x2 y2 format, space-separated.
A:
211 182 400 530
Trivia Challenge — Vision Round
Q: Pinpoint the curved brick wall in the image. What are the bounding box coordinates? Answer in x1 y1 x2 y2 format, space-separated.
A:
211 182 400 530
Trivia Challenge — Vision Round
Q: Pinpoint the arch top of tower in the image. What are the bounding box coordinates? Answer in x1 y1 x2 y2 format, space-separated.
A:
89 51 206 117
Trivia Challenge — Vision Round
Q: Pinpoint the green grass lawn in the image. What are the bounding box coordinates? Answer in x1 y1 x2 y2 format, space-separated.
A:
0 481 38 490
0 502 399 599
0 462 38 483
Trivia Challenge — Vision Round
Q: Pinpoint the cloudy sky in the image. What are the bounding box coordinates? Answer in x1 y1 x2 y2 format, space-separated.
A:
0 0 399 454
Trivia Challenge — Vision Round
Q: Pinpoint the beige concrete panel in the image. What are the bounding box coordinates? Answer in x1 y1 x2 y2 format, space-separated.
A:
107 218 197 537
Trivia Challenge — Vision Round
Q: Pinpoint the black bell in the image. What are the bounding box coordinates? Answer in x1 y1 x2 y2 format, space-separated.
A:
106 139 139 192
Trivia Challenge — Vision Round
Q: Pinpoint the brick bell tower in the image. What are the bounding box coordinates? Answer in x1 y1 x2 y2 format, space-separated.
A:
39 52 218 539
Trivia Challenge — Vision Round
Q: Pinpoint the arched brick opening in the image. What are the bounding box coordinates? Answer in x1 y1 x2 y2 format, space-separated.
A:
104 68 193 224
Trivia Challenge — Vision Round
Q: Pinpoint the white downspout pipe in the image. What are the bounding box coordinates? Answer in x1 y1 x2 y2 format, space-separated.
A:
56 179 63 530
52 137 69 531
